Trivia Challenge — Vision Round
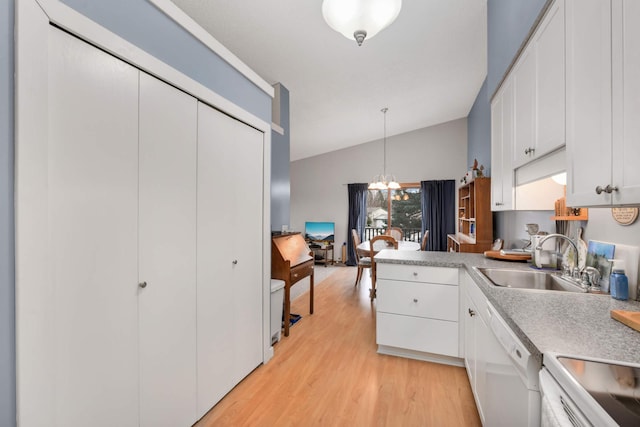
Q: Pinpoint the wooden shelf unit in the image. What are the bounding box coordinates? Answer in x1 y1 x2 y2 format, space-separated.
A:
448 177 493 253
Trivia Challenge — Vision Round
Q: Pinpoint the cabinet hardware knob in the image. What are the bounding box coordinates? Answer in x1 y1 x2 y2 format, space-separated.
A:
413 298 418 303
413 272 418 276
139 281 147 289
595 185 605 195
232 260 238 265
495 202 503 206
468 308 476 317
515 349 522 359
604 185 618 194
524 147 535 155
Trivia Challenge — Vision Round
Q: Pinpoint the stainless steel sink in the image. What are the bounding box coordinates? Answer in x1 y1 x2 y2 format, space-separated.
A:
477 267 587 293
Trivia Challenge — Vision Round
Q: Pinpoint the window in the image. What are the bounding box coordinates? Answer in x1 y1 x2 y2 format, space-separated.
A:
365 183 422 241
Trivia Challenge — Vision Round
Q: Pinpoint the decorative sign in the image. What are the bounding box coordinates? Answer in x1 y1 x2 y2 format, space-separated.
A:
611 207 639 226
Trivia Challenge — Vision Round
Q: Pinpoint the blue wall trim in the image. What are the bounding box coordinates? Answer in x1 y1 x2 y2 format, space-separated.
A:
61 0 272 123
271 84 290 231
467 78 491 174
487 0 547 97
0 0 16 425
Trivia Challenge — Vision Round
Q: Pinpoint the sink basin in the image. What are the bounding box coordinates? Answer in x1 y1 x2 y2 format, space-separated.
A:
476 267 587 293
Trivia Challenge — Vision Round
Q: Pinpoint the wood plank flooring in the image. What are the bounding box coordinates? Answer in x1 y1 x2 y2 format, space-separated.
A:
196 267 481 426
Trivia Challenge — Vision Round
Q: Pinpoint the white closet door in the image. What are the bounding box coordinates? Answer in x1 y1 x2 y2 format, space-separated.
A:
228 111 264 387
138 73 198 426
48 28 139 427
196 103 263 416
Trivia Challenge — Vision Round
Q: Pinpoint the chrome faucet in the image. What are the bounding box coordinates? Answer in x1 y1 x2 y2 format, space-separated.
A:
535 233 581 276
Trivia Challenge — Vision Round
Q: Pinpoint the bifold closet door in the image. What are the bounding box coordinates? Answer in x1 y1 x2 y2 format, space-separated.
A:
48 27 139 426
138 73 198 426
196 103 264 416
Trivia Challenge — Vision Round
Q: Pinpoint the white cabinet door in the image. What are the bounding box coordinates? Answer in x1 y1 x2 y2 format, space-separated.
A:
513 47 537 169
536 0 566 157
196 103 263 416
566 0 613 206
138 73 198 427
48 28 140 427
612 0 640 204
491 78 514 211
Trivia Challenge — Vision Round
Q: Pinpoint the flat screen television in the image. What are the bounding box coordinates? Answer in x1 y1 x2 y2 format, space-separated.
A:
305 221 335 243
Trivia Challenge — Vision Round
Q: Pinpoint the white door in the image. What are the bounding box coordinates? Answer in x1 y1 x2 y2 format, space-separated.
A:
566 0 613 206
612 0 640 204
196 103 264 416
48 28 139 426
138 72 198 426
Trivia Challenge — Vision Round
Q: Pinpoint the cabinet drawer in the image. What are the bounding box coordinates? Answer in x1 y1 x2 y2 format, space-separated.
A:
290 262 313 285
376 312 459 357
377 279 458 321
376 264 458 285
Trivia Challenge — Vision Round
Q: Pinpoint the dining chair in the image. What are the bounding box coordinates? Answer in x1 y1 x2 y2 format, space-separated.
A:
369 234 398 300
421 230 430 251
386 226 403 241
351 229 371 287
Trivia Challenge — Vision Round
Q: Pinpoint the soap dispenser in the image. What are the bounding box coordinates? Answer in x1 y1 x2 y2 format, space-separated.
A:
610 260 629 301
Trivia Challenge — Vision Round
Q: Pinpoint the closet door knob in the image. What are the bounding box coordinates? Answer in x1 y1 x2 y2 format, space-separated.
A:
139 281 148 289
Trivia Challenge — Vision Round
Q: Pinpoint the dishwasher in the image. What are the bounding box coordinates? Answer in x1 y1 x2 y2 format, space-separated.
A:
484 301 541 426
541 352 640 426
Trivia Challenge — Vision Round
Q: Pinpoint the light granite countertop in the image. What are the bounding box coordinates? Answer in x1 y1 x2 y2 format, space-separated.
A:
374 250 640 366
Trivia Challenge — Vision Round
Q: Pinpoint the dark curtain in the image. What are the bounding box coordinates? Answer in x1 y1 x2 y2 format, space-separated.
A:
421 180 456 251
346 183 368 266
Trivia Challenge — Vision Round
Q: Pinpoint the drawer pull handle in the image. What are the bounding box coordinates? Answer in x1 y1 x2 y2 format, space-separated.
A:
468 308 476 317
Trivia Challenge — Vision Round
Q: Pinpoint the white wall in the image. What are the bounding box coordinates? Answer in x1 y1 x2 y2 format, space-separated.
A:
290 118 468 261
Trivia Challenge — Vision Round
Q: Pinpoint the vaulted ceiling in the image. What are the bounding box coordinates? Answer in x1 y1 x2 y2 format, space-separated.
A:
171 1 488 160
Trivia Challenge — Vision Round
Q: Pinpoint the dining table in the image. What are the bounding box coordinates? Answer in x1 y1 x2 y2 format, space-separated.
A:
356 239 421 257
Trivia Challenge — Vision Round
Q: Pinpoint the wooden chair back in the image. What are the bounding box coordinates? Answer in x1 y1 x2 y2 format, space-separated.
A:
386 226 403 241
421 230 430 251
369 235 398 300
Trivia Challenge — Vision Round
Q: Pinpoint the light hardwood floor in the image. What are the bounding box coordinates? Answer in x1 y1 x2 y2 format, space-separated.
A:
196 267 481 426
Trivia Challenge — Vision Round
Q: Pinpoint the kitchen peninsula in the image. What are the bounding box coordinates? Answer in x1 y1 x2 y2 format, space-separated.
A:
374 249 640 366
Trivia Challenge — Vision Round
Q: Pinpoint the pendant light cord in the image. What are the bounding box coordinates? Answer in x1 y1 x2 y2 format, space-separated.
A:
382 107 388 177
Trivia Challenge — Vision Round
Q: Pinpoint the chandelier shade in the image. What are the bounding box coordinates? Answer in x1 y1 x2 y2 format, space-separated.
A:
322 0 402 46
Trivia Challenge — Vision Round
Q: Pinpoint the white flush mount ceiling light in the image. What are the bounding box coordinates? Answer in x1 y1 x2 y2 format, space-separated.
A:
322 0 402 46
369 108 400 190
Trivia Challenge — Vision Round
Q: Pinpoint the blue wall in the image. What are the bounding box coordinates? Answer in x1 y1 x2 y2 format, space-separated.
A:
61 0 272 123
0 0 15 425
467 78 491 176
469 0 548 173
487 0 548 97
271 84 291 232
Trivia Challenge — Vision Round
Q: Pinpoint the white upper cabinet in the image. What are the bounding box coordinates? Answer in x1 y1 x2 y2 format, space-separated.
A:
611 0 640 204
566 0 640 206
491 77 514 211
513 0 566 168
535 0 566 157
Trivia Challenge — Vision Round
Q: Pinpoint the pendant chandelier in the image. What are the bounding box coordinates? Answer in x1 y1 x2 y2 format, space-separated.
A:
322 0 402 46
369 108 400 190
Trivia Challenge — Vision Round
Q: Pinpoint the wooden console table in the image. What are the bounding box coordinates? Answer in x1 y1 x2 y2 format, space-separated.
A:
310 244 334 266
